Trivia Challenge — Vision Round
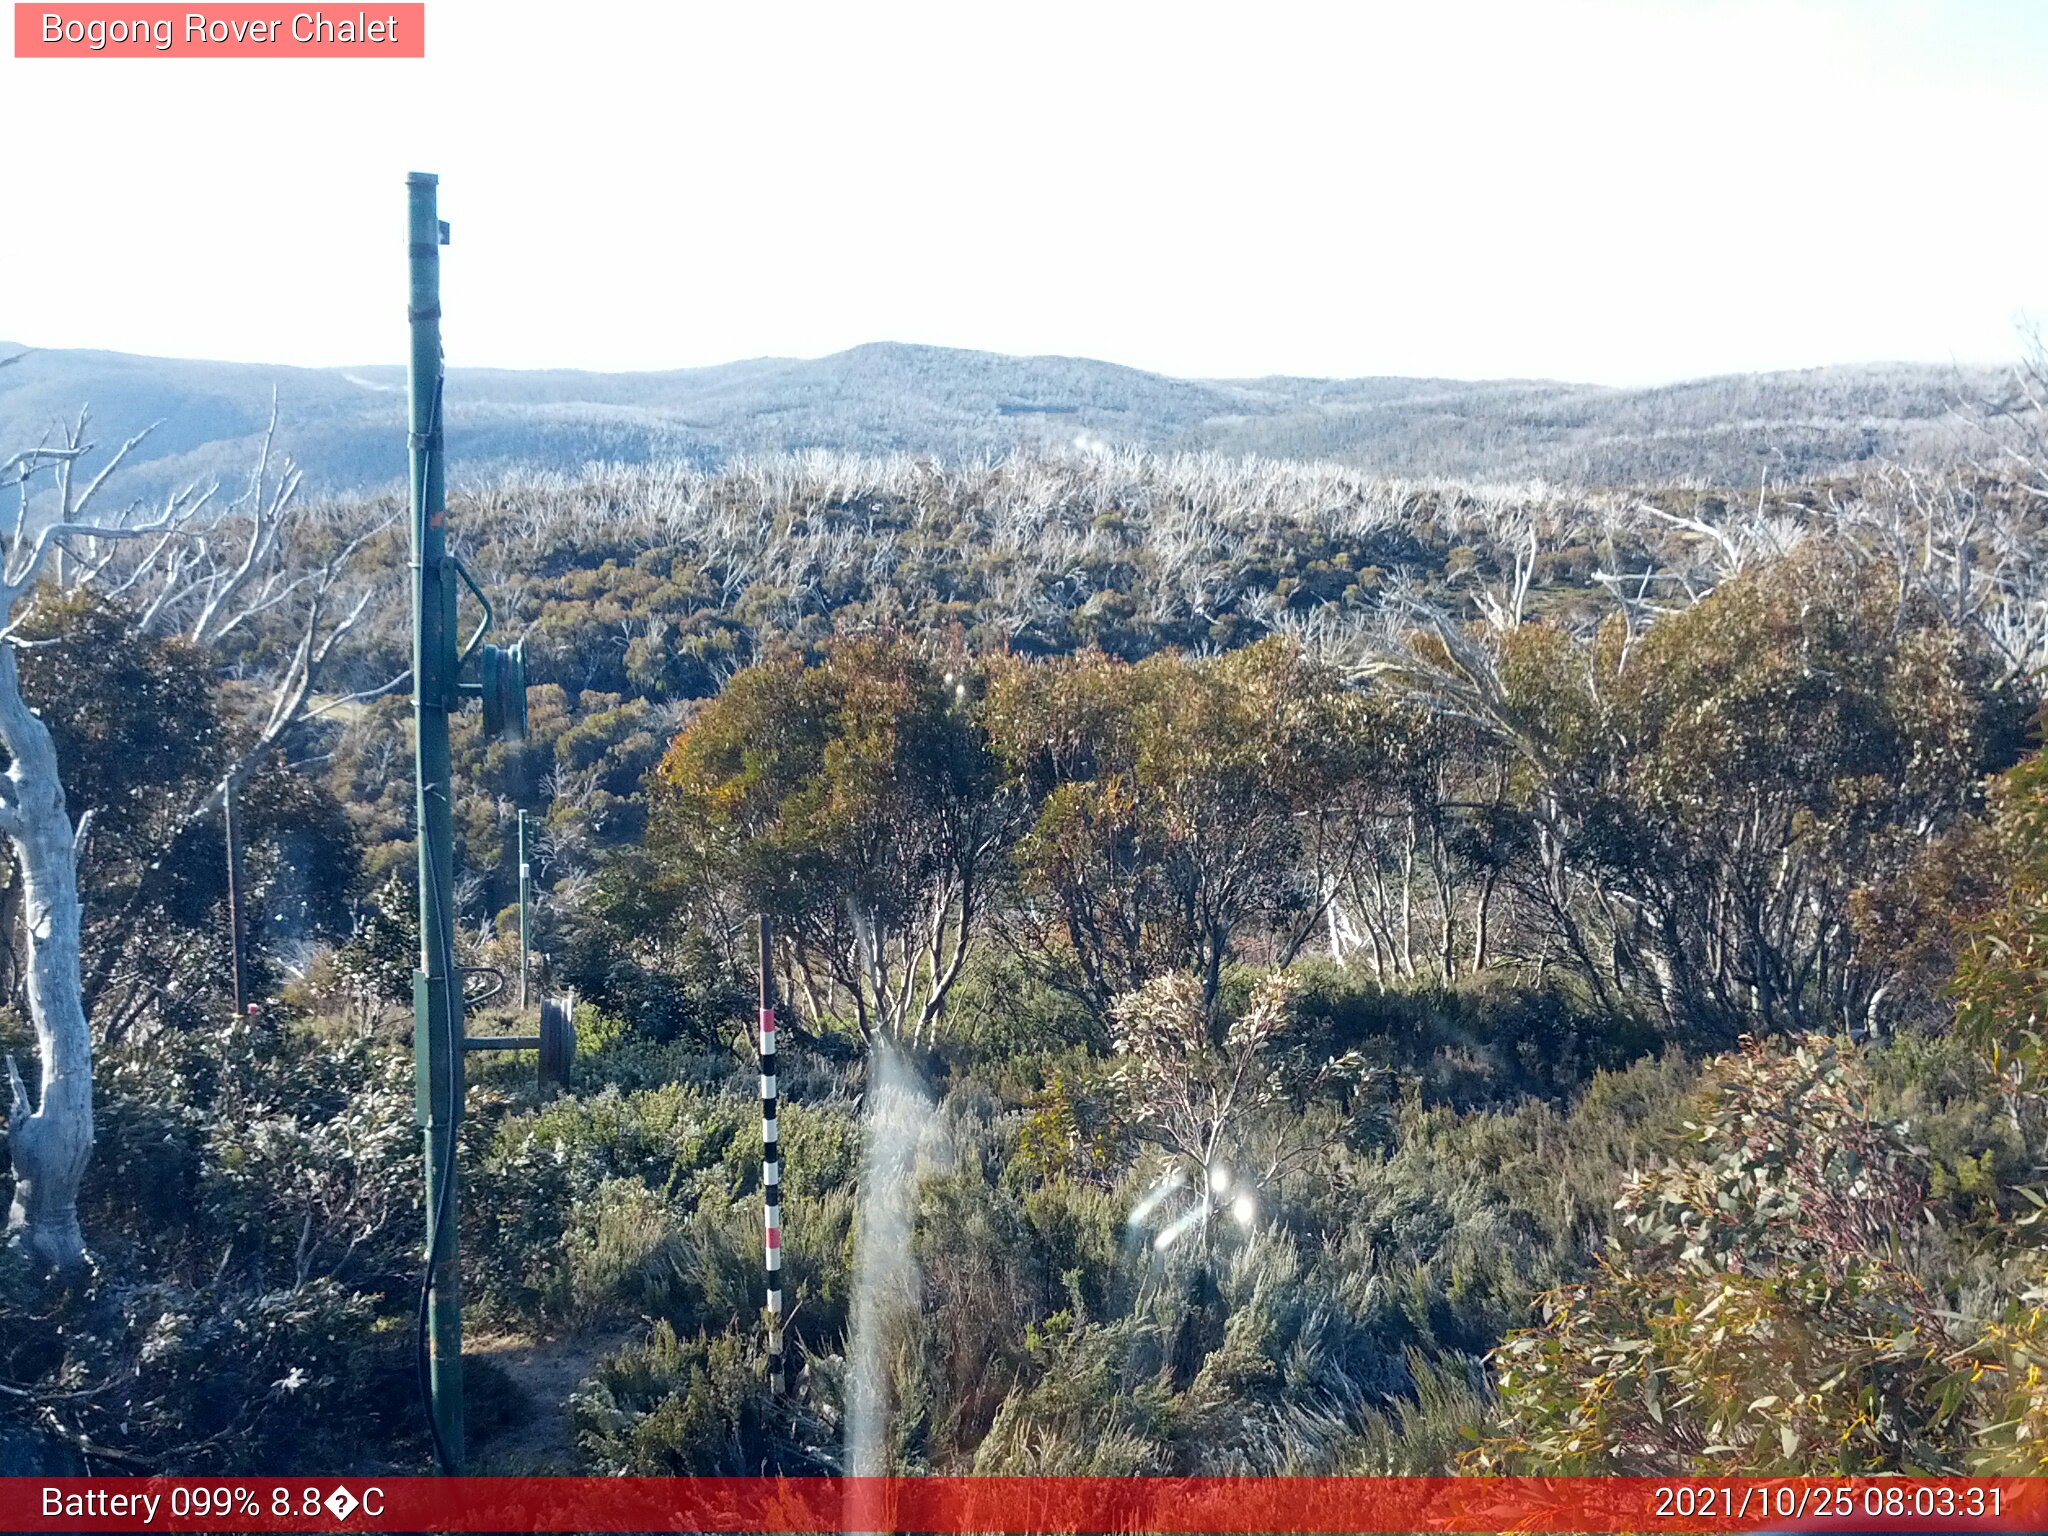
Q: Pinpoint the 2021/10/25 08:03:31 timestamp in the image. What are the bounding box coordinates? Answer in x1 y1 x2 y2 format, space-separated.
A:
1653 1481 2007 1523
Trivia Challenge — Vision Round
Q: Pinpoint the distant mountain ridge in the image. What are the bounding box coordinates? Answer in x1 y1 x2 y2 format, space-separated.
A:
0 339 2003 497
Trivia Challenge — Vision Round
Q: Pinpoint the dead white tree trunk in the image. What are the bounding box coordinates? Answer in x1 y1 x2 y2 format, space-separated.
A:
0 640 92 1267
0 436 187 1268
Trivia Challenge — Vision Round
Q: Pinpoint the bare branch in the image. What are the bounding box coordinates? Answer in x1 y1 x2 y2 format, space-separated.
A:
66 421 161 526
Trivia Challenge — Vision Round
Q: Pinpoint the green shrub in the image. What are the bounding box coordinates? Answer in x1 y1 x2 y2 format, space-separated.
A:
1280 961 1656 1108
561 1178 694 1319
941 950 1103 1063
572 1322 833 1474
1472 1036 2045 1475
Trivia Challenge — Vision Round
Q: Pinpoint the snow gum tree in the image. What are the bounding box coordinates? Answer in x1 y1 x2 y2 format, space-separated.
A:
986 638 1377 1013
650 634 1021 1047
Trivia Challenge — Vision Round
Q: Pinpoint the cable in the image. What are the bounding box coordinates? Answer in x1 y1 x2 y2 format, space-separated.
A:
414 778 460 1473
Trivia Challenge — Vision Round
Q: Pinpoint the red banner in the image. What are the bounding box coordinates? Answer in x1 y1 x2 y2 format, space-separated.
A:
3 1476 2044 1533
13 4 424 57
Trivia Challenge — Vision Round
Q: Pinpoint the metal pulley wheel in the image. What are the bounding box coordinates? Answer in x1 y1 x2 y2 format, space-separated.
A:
538 995 575 1092
481 640 528 742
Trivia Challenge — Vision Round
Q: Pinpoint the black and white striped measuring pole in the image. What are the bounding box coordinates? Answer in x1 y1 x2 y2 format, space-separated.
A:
759 915 784 1395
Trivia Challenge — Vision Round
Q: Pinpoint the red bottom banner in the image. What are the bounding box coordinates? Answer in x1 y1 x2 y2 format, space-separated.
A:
7 1475 2046 1533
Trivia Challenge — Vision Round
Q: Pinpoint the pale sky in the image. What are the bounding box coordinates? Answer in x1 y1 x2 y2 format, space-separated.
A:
4 0 2045 385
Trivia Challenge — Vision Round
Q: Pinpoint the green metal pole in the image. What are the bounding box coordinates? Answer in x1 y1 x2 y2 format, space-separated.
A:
517 809 530 1009
407 170 465 1473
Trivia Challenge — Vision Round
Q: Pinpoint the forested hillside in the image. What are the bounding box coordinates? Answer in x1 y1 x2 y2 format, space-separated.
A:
0 434 2045 1477
0 340 2008 500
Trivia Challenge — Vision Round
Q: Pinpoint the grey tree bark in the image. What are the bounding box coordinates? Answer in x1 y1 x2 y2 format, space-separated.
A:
0 642 92 1268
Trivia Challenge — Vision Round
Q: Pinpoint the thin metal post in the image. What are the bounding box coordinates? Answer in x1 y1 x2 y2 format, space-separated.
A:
760 914 784 1394
407 169 465 1474
223 775 247 1018
517 809 530 1009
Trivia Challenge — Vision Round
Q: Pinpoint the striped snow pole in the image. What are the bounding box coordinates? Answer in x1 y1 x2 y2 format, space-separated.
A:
759 914 784 1395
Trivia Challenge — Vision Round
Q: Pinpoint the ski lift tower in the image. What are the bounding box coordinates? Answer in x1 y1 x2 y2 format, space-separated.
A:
406 171 567 1473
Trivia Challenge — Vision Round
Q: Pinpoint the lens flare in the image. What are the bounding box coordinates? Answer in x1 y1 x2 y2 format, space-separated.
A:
1126 1167 1184 1228
1152 1205 1204 1252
